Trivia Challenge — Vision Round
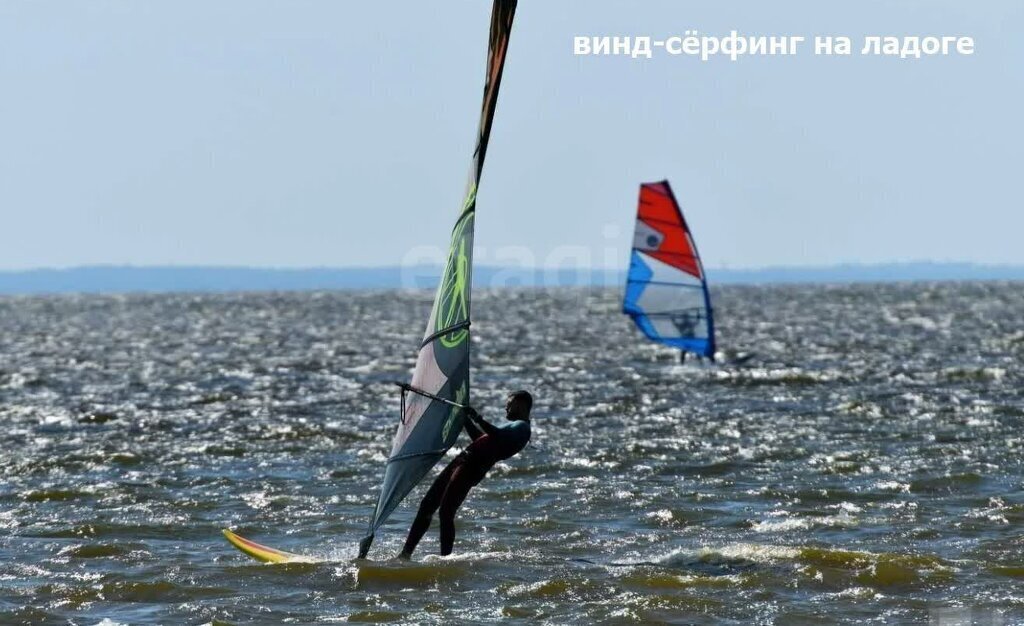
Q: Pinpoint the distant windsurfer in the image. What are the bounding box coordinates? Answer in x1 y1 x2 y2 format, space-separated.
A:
674 311 698 364
398 390 533 559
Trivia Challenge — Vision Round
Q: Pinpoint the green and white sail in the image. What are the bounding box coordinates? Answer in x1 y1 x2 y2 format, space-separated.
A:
359 0 518 559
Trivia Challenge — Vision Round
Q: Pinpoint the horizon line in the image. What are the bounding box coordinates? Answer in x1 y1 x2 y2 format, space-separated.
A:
0 260 1022 297
3 259 1024 274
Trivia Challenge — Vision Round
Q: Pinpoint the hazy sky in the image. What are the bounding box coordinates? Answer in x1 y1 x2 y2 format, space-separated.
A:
1 1 1021 270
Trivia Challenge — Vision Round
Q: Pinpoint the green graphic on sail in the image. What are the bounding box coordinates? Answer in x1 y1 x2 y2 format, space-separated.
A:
358 0 518 559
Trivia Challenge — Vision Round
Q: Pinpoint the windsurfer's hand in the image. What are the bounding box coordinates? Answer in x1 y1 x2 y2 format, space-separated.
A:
464 406 481 421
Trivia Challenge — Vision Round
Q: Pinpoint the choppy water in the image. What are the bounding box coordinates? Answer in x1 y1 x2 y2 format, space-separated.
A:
1 283 1022 625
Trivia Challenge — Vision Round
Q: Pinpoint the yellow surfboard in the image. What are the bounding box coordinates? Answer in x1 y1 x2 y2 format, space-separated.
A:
222 529 320 564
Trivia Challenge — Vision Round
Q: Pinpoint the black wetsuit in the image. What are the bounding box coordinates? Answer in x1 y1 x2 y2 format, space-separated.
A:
402 412 531 556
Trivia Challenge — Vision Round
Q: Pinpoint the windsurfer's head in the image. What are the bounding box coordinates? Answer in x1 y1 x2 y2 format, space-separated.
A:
505 390 532 422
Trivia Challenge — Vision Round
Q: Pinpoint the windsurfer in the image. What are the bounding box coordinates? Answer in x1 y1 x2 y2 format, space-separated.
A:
398 390 533 558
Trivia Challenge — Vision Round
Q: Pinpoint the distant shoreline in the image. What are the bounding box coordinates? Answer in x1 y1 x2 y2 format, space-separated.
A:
0 263 1022 295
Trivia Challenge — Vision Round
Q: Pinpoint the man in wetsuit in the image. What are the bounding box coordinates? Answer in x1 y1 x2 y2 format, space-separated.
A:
398 390 532 559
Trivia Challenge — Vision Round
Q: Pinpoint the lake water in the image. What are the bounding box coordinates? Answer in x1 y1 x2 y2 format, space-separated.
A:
1 283 1021 624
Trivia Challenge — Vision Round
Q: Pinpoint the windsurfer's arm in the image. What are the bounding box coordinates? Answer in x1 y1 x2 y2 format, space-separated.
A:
463 408 485 440
464 406 499 437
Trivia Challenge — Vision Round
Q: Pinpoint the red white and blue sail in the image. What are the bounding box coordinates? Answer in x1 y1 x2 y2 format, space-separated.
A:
623 181 716 359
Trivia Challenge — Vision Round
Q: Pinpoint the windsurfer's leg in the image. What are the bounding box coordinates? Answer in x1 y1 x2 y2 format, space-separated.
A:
400 462 456 557
437 466 476 556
